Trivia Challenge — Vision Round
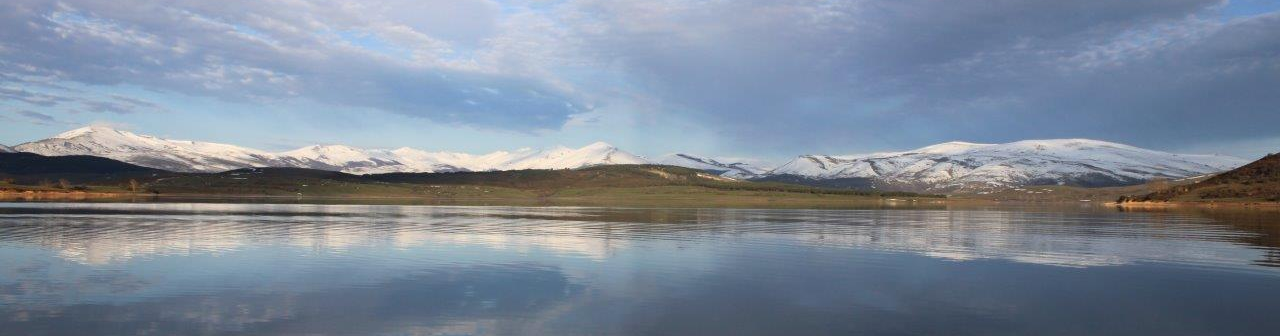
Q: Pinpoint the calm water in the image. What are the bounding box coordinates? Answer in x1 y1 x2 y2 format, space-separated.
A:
1 203 1279 335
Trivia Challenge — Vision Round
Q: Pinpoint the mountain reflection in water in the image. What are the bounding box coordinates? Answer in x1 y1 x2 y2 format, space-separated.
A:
1 203 1278 335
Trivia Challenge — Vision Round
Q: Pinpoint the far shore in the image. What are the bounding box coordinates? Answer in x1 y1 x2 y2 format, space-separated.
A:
1 188 954 209
8 187 1280 211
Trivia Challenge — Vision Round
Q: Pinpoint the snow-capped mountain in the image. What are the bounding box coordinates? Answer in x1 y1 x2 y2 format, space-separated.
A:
14 126 650 174
274 142 647 174
277 145 411 174
768 139 1247 192
502 142 648 170
0 144 14 153
657 154 769 178
14 126 280 172
11 126 1247 192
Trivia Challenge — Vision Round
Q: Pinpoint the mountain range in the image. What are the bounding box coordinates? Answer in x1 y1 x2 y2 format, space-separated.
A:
9 126 1248 192
765 140 1245 192
14 127 648 174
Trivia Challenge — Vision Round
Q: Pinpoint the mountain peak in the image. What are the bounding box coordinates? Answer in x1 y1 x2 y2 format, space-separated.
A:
581 141 615 150
911 141 992 154
53 125 128 139
281 144 378 162
295 144 362 152
20 126 276 173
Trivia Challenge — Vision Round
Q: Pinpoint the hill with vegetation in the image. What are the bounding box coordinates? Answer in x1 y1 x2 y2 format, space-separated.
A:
63 164 935 207
0 152 176 187
1119 153 1280 203
1 150 941 206
370 165 925 197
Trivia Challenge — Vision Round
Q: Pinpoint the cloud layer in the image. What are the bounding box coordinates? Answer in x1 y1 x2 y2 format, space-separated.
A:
1 0 1277 154
0 0 582 129
567 0 1280 151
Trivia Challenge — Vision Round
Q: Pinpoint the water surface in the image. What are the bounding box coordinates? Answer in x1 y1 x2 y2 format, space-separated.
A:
1 203 1278 335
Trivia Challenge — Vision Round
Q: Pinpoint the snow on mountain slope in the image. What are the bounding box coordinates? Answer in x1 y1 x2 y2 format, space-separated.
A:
0 144 14 153
277 145 411 174
769 139 1247 192
14 126 280 172
386 147 483 172
12 127 1244 191
657 154 769 178
502 142 647 170
14 126 651 174
274 142 646 174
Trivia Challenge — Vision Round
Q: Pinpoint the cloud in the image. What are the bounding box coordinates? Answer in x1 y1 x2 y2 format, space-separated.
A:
0 0 582 130
0 0 1276 154
0 87 73 106
7 109 71 126
563 0 1280 152
78 95 168 114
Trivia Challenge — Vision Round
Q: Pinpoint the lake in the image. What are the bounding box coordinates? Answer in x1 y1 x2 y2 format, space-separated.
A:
1 202 1278 335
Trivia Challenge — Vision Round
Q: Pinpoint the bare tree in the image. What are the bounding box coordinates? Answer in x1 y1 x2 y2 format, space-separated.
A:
58 178 71 190
128 179 140 192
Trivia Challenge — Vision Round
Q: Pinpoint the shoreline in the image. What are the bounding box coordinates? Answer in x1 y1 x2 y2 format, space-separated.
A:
1 189 954 209
1111 200 1280 209
7 189 1279 211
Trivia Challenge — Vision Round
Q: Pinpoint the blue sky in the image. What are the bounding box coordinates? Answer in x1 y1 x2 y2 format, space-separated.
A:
2 0 1278 160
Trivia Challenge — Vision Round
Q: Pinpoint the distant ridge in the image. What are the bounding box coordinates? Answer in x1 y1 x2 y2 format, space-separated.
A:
656 154 769 178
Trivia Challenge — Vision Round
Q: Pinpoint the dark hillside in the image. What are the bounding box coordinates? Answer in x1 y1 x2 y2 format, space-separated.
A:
1121 153 1280 202
0 152 173 185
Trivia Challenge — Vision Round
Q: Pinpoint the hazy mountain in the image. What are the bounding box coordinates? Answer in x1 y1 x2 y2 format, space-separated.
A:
768 139 1247 192
277 145 412 174
501 142 648 170
0 144 14 153
657 154 769 178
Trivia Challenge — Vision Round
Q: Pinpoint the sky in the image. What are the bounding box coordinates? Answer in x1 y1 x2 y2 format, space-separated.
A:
1 0 1278 160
